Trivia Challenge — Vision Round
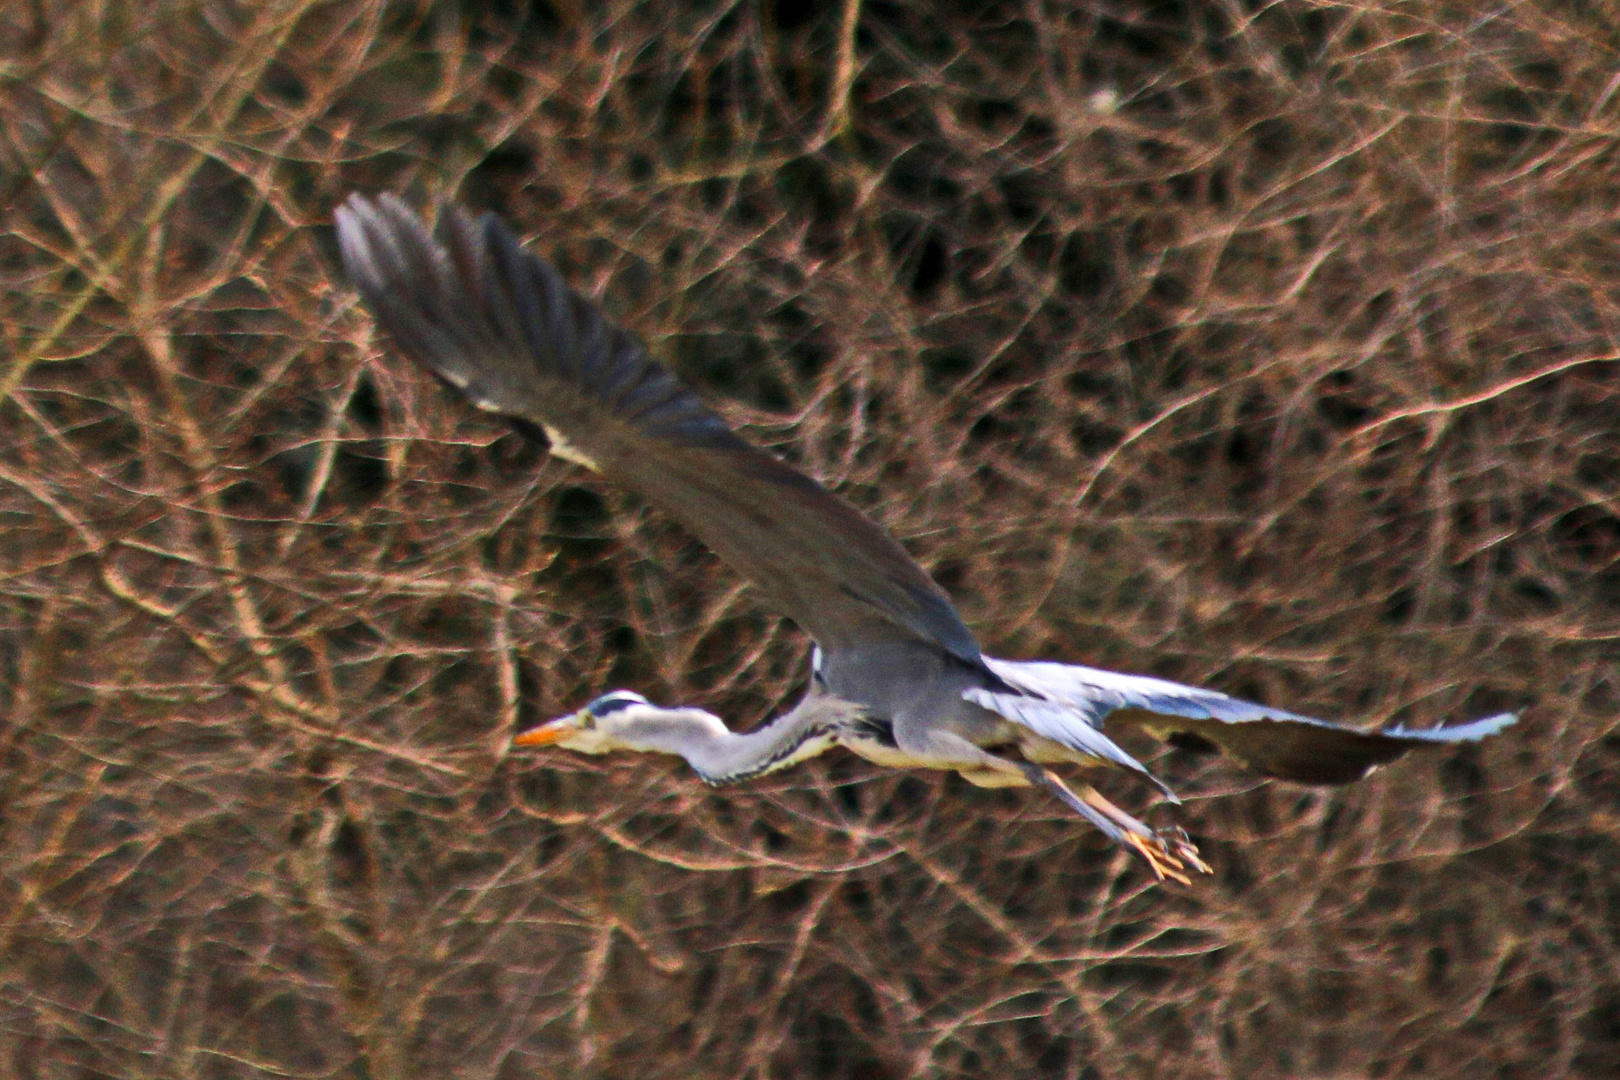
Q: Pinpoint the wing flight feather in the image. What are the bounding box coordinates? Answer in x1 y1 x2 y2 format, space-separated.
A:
336 195 980 662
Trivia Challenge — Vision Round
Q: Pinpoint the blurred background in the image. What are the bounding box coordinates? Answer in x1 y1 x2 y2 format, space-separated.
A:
1 2 1616 1076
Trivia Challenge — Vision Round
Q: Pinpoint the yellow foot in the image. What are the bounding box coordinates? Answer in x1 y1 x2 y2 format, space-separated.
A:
1124 826 1212 886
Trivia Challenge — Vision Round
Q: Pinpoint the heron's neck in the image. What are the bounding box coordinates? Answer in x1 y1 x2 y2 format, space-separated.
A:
632 696 856 784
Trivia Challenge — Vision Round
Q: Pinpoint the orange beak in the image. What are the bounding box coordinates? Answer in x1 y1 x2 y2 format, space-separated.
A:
512 714 582 747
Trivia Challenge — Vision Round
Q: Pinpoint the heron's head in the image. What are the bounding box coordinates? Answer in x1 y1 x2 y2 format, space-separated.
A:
512 690 725 757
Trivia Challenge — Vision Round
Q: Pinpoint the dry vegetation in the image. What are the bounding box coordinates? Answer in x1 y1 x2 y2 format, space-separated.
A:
2 1 1618 1077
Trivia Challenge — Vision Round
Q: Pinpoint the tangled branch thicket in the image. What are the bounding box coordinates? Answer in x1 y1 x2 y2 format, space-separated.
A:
2 2 1617 1077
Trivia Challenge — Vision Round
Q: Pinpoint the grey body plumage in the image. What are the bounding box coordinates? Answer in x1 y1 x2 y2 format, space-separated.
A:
336 194 1516 882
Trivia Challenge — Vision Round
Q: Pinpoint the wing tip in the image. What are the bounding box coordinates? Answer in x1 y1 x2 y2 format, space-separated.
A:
1382 710 1519 744
334 193 377 291
335 191 437 299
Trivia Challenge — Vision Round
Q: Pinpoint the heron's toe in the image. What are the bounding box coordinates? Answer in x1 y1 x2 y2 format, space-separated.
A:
1123 827 1212 886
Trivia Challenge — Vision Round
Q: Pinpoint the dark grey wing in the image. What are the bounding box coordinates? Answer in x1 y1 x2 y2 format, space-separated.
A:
335 194 980 663
978 657 1516 784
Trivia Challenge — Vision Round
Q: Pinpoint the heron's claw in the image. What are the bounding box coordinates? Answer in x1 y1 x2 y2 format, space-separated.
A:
1123 826 1211 886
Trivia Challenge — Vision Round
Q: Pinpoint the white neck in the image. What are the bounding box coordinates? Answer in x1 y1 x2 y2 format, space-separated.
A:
623 695 861 783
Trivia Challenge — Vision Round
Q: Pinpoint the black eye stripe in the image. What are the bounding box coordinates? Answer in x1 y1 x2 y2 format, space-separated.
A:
586 692 648 718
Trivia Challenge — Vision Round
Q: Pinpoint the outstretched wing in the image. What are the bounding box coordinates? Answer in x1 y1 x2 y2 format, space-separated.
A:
974 657 1516 784
336 194 980 663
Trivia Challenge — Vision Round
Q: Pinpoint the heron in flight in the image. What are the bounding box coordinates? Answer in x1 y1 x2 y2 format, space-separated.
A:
336 195 1515 883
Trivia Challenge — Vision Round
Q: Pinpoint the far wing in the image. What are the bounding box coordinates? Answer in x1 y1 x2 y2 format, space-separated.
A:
978 657 1516 784
336 195 980 663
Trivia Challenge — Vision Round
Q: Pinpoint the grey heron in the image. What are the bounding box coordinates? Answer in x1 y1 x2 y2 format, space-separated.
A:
335 195 1515 883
